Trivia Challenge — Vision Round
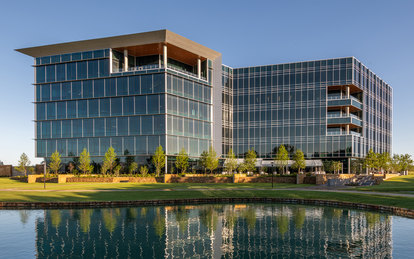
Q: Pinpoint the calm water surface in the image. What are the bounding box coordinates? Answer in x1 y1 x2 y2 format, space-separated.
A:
0 204 413 258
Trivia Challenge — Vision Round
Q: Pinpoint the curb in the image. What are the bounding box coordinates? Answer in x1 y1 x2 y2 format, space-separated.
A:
0 198 413 219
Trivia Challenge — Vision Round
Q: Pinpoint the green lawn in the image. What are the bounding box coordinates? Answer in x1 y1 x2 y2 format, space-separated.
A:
353 175 414 193
0 178 306 191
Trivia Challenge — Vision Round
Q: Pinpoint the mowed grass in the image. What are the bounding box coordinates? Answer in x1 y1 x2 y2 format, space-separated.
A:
0 178 307 191
0 189 413 210
354 175 414 193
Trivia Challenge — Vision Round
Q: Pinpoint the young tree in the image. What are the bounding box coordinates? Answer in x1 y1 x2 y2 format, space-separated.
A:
175 148 189 174
102 147 117 175
378 152 391 173
291 149 306 174
238 163 247 174
332 161 343 174
199 151 209 174
113 164 122 176
398 154 413 173
391 154 401 173
49 151 61 175
224 148 238 174
201 146 219 174
275 145 289 174
243 148 257 173
129 162 138 174
152 145 165 176
78 148 93 175
364 149 378 173
16 153 31 176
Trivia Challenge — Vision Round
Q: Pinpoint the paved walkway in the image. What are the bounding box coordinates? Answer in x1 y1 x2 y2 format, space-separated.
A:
0 187 413 198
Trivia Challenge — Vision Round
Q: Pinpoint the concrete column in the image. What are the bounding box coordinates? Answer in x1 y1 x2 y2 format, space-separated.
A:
109 49 113 73
158 54 161 68
345 106 350 116
124 49 128 72
346 86 350 98
345 124 350 134
163 45 167 68
197 58 201 79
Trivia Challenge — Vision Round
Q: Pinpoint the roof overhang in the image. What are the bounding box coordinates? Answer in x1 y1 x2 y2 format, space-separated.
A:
15 29 221 60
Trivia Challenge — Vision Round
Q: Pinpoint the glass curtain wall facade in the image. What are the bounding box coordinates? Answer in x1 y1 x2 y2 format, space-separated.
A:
224 57 392 168
34 47 213 163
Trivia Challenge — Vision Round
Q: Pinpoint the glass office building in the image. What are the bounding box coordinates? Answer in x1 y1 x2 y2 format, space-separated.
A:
18 30 391 173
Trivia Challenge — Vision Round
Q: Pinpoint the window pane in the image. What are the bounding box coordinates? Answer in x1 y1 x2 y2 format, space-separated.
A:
46 65 55 82
106 118 116 136
94 118 104 136
123 96 134 115
56 64 66 81
41 121 50 138
61 82 71 100
83 119 93 137
124 136 134 155
94 79 104 98
89 138 99 156
135 96 146 114
153 115 164 134
36 66 45 83
72 119 82 137
129 116 140 135
153 74 164 93
136 136 147 154
67 62 76 80
67 101 77 118
141 75 152 94
100 99 110 117
147 95 159 114
62 120 72 137
83 81 93 98
57 102 66 119
88 60 98 78
111 97 122 116
117 77 128 95
72 81 81 99
46 103 55 120
88 99 99 117
78 100 87 118
41 84 50 101
98 59 109 77
118 117 128 136
51 83 60 100
129 76 140 94
51 121 61 138
77 61 87 79
141 116 153 134
105 78 116 97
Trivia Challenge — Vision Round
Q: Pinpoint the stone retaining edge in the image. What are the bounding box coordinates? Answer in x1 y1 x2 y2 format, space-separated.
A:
0 198 413 219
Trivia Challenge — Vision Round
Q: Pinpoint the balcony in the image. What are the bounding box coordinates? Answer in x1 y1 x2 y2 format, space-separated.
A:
327 116 362 127
327 96 362 111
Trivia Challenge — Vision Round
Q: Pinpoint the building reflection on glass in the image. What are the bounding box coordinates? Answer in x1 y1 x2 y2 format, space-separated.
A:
34 204 392 258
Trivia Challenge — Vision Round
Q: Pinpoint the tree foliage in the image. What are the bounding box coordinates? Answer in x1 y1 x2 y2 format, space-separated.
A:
152 145 165 176
363 149 378 173
129 162 138 174
175 148 189 174
101 147 117 175
275 145 289 174
49 150 61 174
140 165 149 176
224 148 238 174
200 146 219 174
16 153 31 176
78 148 93 174
243 148 257 173
332 161 342 174
291 149 306 174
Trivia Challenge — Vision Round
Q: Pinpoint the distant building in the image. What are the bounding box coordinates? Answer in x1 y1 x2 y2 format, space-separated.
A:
17 30 392 173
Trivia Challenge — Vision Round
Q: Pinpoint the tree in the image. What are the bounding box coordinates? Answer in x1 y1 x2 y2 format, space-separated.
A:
152 145 165 176
78 148 93 175
175 148 189 174
291 149 306 174
140 165 149 176
275 145 289 174
238 162 247 173
364 149 378 173
398 154 413 172
201 146 219 174
243 148 257 173
378 152 391 173
323 160 333 173
16 153 31 176
332 161 342 174
129 162 138 174
49 151 61 175
199 151 209 174
224 148 238 174
114 165 122 176
391 154 401 173
101 147 117 175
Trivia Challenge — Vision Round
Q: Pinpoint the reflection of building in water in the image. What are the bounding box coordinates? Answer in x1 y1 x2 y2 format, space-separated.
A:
35 205 392 258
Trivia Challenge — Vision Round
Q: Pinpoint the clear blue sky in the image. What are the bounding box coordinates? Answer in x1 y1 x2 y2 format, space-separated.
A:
1 0 413 165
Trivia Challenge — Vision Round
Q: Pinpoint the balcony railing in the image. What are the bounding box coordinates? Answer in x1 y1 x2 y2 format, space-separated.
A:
112 64 160 73
167 65 207 81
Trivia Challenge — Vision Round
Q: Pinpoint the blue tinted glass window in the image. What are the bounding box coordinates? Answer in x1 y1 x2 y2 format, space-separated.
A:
118 117 128 136
124 136 134 155
106 118 116 136
129 116 140 135
88 99 99 117
72 120 82 137
67 101 77 118
56 64 66 81
72 81 81 99
35 58 41 65
100 138 110 156
78 100 87 118
47 140 56 156
83 119 93 137
95 118 105 136
105 78 116 96
136 136 146 154
117 77 128 95
112 137 123 155
61 54 71 62
82 51 92 59
72 53 81 61
94 79 104 97
36 85 41 101
62 120 71 137
89 138 99 156
37 140 46 157
153 116 164 134
41 84 50 101
129 76 140 94
61 82 71 100
46 103 55 120
153 74 164 93
147 136 159 154
141 116 153 134
111 97 122 116
41 56 50 65
41 121 50 138
78 139 88 155
100 99 110 117
93 50 104 58
66 62 76 80
98 59 109 77
82 80 93 98
123 96 134 115
141 75 152 94
147 95 159 114
67 139 77 156
51 83 60 100
135 96 146 114
57 102 66 119
56 139 65 155
52 121 61 138
77 61 87 79
36 66 46 83
88 60 98 78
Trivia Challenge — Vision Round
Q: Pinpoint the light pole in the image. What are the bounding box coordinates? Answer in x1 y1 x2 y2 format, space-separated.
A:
41 159 46 189
271 161 274 189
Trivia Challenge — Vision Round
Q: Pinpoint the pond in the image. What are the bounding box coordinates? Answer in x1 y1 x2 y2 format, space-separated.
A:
0 204 413 258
